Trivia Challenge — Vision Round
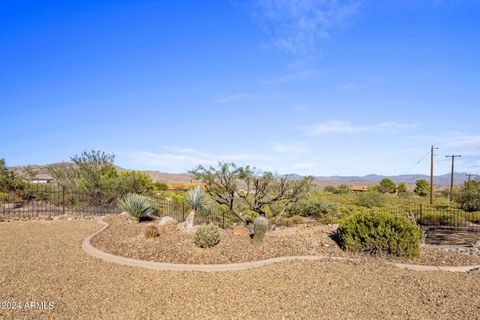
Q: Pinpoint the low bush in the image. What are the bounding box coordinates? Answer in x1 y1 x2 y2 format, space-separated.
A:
144 225 159 238
416 212 455 226
336 211 421 257
195 224 221 248
290 215 304 224
356 191 387 208
288 198 338 218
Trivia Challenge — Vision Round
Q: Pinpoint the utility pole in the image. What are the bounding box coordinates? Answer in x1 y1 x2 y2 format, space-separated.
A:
446 154 461 203
429 145 438 205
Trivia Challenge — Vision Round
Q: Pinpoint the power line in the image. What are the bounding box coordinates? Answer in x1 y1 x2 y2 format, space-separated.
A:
405 150 431 174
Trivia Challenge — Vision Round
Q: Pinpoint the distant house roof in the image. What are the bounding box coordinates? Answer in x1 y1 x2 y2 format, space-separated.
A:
350 185 368 192
166 182 202 191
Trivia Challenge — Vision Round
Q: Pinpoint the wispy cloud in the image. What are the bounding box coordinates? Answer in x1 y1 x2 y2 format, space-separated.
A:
441 133 480 153
304 120 418 136
336 82 366 90
254 0 363 56
120 147 273 172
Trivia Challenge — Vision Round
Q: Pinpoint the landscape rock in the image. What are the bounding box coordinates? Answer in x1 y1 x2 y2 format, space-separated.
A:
230 226 248 237
159 216 177 226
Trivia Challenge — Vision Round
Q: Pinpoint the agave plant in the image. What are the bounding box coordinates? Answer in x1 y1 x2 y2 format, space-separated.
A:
117 193 154 221
183 186 205 231
187 186 205 210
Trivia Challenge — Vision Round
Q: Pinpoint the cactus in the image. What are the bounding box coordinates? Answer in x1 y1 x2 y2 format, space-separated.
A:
252 216 268 244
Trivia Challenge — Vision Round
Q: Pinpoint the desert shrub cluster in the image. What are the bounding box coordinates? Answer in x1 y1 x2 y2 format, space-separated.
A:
336 211 422 257
195 224 221 248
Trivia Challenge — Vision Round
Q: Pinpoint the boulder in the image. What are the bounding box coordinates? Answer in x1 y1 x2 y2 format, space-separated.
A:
159 216 178 226
473 240 480 248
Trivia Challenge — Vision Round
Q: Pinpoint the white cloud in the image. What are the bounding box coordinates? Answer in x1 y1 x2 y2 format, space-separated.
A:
442 134 480 152
304 120 417 136
119 147 273 172
255 0 363 55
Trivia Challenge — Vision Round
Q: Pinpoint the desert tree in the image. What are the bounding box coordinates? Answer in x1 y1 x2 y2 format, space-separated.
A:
378 178 397 194
48 150 118 205
190 162 313 238
236 167 313 230
414 179 430 197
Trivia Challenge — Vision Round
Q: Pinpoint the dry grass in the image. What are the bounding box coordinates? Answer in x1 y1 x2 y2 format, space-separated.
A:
1 218 480 319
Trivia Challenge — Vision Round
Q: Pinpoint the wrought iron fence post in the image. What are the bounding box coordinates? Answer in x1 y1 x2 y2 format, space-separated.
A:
62 185 65 215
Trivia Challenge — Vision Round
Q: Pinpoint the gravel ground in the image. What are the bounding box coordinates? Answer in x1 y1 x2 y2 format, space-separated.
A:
92 215 480 266
2 219 480 320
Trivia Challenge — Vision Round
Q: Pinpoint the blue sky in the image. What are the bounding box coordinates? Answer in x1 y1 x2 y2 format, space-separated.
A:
1 0 479 176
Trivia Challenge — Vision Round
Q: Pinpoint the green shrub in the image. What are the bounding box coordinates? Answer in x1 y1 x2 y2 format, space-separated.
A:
356 191 387 208
416 212 455 226
336 212 421 257
144 225 159 238
455 180 480 212
334 184 351 194
288 198 337 218
117 193 155 221
290 215 304 224
195 224 221 248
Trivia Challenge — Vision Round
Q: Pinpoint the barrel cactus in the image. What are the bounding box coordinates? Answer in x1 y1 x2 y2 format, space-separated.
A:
252 216 268 244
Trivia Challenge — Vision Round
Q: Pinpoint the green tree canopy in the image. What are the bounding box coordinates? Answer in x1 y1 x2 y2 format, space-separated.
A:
0 158 24 192
334 184 351 194
397 182 409 196
455 179 480 212
378 178 397 194
414 179 430 197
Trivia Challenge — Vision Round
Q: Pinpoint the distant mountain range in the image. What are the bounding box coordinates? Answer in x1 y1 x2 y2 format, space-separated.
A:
10 163 478 187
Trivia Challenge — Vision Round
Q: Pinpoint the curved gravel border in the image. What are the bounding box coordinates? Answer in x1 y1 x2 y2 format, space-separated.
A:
83 219 479 273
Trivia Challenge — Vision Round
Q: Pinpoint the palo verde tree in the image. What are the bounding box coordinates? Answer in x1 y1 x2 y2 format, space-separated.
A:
190 162 313 239
48 150 154 206
48 150 119 205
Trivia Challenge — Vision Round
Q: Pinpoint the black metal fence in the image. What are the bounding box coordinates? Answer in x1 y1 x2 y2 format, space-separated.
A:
0 184 223 225
1 184 121 218
377 205 480 232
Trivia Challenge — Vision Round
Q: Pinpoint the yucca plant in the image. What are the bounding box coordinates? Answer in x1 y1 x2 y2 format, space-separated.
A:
183 186 205 231
117 193 154 221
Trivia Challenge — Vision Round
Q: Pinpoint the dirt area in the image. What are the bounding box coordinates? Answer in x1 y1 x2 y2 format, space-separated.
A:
1 218 480 319
90 215 480 267
424 228 480 246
